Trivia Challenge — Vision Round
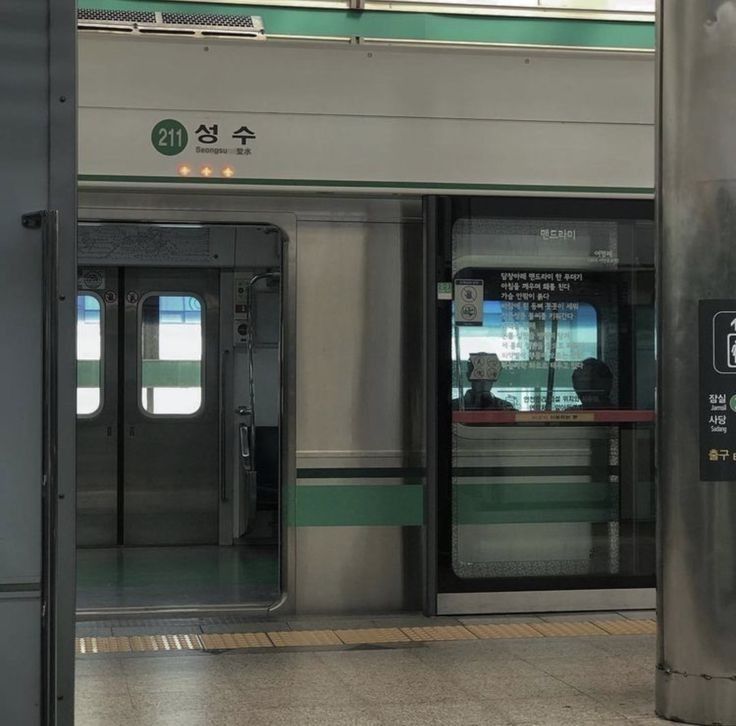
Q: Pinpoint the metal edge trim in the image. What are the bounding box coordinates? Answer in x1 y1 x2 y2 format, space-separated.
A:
361 37 654 53
77 177 655 197
437 588 657 615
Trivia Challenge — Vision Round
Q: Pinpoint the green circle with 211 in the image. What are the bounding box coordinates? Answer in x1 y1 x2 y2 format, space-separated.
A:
151 119 188 156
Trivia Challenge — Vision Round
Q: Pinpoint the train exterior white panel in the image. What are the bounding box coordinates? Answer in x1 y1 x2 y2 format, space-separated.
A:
78 33 655 193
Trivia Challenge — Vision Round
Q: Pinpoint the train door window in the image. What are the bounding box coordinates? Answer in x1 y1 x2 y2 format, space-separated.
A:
77 293 103 416
139 294 204 415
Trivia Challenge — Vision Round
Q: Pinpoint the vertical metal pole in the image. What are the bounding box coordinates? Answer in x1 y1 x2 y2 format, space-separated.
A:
658 1 736 723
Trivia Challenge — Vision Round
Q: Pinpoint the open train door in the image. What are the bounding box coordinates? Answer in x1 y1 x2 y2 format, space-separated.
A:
425 196 657 616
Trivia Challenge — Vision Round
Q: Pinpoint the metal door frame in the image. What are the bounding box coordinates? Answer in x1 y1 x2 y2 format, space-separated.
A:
76 204 296 615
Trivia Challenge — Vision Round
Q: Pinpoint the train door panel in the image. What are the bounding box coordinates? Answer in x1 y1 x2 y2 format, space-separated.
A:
123 268 220 546
77 268 119 547
78 267 221 546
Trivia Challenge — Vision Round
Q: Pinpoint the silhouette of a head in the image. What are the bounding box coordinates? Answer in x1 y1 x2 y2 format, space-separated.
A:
572 358 613 408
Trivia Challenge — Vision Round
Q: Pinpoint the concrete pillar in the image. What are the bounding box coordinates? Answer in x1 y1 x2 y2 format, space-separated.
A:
658 1 736 723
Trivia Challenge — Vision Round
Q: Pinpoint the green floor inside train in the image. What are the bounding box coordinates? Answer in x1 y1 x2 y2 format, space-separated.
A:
76 545 279 611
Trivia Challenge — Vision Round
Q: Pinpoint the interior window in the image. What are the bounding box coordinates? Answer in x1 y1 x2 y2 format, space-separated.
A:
77 294 102 416
452 299 598 411
140 295 203 415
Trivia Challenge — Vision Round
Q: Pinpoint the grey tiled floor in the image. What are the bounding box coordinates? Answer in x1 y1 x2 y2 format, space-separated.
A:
75 634 661 726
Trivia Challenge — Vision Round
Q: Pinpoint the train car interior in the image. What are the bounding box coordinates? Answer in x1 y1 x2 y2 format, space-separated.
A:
75 222 284 612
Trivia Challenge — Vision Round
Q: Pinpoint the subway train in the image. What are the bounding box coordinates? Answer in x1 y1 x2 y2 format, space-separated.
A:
73 5 656 618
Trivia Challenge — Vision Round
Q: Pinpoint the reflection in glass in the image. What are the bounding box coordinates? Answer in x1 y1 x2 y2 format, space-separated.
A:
77 294 102 415
140 295 203 415
446 216 655 586
452 300 598 411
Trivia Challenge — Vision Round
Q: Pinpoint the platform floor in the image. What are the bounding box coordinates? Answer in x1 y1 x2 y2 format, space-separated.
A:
76 613 661 726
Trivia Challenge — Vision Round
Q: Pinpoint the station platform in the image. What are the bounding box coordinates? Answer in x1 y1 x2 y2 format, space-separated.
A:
76 611 659 726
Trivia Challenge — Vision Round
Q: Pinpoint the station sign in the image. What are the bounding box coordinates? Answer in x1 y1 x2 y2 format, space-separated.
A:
699 301 736 480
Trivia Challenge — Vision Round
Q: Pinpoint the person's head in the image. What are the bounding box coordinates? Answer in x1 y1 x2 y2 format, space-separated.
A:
466 355 494 392
572 358 613 408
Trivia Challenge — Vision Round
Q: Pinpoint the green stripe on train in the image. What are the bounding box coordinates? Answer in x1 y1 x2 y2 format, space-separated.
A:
78 0 655 49
77 360 100 388
295 485 424 527
293 482 638 527
78 360 201 387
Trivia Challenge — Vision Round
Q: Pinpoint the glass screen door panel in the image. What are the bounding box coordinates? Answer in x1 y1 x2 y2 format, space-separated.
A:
432 197 656 599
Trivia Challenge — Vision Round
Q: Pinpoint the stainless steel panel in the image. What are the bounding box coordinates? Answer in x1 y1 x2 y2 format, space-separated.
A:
296 220 423 463
77 268 119 546
0 595 41 725
124 267 220 545
437 588 655 615
295 526 422 613
78 224 237 268
658 2 736 723
2 0 76 722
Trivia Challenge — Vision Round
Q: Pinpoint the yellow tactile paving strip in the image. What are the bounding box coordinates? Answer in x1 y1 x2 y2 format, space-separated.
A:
268 630 343 647
593 619 657 636
402 625 477 642
200 632 273 650
466 623 544 639
75 619 657 655
335 628 410 644
530 621 609 637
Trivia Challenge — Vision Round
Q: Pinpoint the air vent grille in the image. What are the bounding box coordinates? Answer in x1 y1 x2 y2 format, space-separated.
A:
160 13 256 28
77 9 156 23
78 9 265 38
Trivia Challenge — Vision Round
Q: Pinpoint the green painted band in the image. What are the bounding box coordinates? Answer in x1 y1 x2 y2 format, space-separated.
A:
295 484 423 527
142 359 202 387
455 481 619 525
78 175 654 196
77 360 100 388
78 0 654 49
292 482 649 527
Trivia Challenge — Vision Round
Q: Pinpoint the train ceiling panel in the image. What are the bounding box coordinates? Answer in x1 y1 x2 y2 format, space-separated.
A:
77 9 266 39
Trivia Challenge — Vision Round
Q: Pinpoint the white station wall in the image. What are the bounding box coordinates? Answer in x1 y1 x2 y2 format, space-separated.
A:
78 34 654 193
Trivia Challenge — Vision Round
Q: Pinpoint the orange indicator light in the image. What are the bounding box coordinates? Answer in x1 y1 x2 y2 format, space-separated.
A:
200 166 213 178
221 166 236 178
177 164 192 177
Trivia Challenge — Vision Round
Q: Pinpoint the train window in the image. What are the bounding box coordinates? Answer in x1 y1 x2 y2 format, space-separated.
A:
77 294 103 416
139 294 203 416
